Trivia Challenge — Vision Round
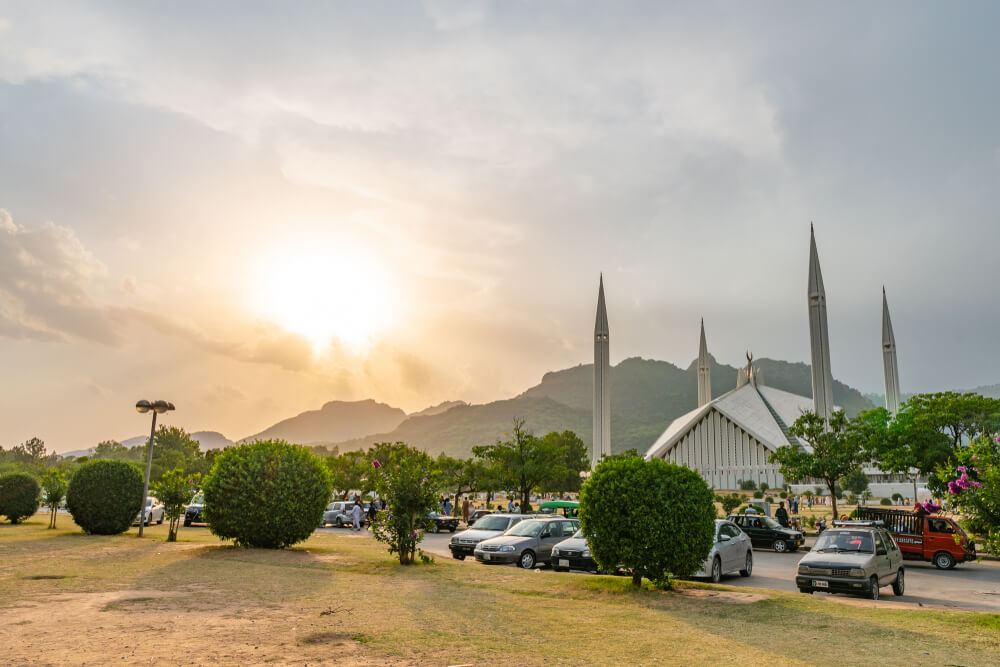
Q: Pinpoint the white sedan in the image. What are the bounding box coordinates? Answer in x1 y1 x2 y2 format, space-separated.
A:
134 497 166 526
695 519 753 583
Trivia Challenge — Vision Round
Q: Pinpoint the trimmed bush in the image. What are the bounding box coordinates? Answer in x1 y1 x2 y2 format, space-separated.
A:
779 491 788 499
67 460 144 534
0 472 41 523
580 453 715 588
203 440 332 549
880 497 892 506
752 490 764 499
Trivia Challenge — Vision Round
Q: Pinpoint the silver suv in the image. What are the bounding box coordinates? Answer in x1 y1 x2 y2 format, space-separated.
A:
795 520 904 600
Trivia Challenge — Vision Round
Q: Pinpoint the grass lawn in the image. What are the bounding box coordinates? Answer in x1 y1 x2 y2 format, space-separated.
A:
2 514 999 665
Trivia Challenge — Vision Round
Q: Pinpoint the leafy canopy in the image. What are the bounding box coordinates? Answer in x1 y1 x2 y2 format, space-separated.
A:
579 453 715 588
369 442 441 565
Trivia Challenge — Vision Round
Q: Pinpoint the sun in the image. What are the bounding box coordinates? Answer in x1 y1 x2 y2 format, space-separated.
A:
248 244 395 352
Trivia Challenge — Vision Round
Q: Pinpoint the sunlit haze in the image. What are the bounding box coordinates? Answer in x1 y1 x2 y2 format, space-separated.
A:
2 3 1000 453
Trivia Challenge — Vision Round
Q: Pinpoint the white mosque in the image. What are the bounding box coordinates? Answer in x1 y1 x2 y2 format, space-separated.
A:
592 226 917 497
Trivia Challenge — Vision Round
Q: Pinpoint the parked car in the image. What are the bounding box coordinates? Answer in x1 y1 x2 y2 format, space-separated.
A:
467 509 493 526
795 520 905 600
551 529 597 573
320 501 368 528
134 497 165 526
474 517 579 569
693 519 753 583
856 506 975 569
427 511 460 533
449 513 531 560
183 493 206 527
728 513 804 552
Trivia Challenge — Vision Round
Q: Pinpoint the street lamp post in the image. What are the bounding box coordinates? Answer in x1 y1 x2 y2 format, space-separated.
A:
135 399 175 537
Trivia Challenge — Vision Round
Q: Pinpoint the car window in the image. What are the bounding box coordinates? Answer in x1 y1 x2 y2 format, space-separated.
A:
721 524 739 539
572 529 583 539
929 519 954 534
507 520 545 537
882 531 899 551
874 532 887 554
474 515 512 531
761 517 781 529
560 521 576 537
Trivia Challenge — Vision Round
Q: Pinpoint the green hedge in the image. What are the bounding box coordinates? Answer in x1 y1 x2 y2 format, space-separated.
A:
203 440 332 549
67 460 144 534
0 472 40 523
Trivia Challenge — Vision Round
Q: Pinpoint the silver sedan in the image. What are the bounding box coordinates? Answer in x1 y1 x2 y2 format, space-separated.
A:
695 519 753 583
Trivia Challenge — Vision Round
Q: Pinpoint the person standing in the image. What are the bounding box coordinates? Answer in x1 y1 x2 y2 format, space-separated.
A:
462 496 470 523
775 501 789 527
366 501 377 530
350 501 363 532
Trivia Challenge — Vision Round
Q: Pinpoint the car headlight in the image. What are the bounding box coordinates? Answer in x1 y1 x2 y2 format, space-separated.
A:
849 568 866 578
582 549 591 557
552 548 560 556
798 564 812 574
499 545 515 552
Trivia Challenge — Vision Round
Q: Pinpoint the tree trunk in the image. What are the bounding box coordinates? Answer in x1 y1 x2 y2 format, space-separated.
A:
167 518 178 542
828 480 838 520
631 571 642 587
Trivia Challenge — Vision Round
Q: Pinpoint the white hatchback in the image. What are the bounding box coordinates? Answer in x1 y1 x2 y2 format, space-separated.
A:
695 519 754 583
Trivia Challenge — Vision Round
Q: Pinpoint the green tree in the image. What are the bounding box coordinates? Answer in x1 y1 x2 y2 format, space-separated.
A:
720 493 743 516
203 440 332 549
842 468 870 496
153 469 201 541
930 436 1000 555
150 426 202 480
580 453 716 588
538 430 590 495
906 392 1000 448
369 442 440 564
472 418 582 512
92 440 139 461
40 470 67 529
770 411 866 520
0 472 41 523
326 450 368 499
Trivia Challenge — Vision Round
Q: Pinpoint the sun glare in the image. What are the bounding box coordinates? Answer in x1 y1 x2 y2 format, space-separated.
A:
248 244 395 352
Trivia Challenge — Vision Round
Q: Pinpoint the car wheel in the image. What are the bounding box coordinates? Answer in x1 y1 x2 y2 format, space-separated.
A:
772 539 787 553
868 575 880 600
798 588 812 594
740 552 753 577
157 516 164 525
933 551 955 570
449 527 457 533
710 557 722 583
520 550 536 569
453 554 466 561
892 568 905 596
183 518 192 527
553 567 567 573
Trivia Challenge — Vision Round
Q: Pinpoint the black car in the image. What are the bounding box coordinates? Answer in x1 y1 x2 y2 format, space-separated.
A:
551 529 598 573
428 512 460 533
728 514 804 552
183 493 206 527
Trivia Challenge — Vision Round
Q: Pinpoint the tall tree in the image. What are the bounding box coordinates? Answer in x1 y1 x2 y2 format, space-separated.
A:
770 411 866 519
538 430 590 495
472 418 575 512
906 392 1000 448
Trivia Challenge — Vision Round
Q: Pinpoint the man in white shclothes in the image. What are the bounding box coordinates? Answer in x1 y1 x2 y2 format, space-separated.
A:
351 502 363 531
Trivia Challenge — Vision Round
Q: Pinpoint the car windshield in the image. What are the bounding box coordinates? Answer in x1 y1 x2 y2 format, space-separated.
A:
472 516 510 531
506 520 545 537
191 493 203 504
572 529 583 539
761 517 782 529
813 530 875 553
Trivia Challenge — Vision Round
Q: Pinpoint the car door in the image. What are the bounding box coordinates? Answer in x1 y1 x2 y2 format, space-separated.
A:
538 522 564 561
742 516 765 548
721 523 743 571
882 530 903 574
873 532 892 584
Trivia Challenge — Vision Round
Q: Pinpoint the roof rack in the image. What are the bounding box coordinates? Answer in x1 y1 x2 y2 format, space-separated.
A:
831 520 884 527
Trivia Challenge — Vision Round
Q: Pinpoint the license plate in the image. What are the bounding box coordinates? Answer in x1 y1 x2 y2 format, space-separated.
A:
483 554 490 561
813 580 828 588
559 559 569 567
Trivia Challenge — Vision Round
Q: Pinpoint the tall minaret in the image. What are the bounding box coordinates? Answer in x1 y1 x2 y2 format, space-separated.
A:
593 274 611 467
697 318 712 407
882 287 901 416
807 225 835 421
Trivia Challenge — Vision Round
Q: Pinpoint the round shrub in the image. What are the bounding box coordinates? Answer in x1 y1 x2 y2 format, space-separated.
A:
0 472 41 523
580 453 715 587
752 490 764 499
66 460 144 534
203 440 332 548
880 497 892 506
779 491 788 499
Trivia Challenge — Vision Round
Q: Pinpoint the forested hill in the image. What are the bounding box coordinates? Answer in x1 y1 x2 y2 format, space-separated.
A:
332 356 874 459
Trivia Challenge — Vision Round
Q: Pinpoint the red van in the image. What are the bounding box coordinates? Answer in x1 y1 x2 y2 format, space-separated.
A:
856 507 975 569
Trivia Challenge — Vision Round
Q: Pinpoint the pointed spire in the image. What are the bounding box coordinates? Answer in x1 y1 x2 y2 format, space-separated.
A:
697 318 711 407
594 273 609 336
807 225 835 421
882 287 901 415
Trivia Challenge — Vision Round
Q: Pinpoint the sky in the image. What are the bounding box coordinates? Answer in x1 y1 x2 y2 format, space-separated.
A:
2 2 999 453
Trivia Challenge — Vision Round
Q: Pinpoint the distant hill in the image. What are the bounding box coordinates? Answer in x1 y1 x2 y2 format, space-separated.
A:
240 399 407 445
409 400 467 418
331 356 875 460
967 383 1000 399
118 430 234 450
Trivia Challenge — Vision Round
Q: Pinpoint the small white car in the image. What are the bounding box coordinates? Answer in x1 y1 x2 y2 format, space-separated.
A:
134 497 165 526
695 519 754 582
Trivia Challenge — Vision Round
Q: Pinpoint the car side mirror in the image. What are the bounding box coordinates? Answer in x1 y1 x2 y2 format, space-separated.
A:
719 534 731 542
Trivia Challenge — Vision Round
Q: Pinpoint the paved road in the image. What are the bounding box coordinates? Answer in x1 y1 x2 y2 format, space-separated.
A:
323 527 1000 612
